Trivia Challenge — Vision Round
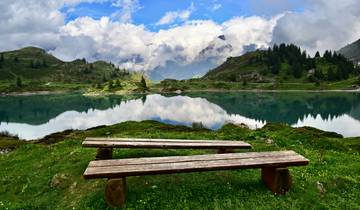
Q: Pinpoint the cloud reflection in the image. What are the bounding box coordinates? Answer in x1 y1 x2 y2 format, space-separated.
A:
0 94 265 140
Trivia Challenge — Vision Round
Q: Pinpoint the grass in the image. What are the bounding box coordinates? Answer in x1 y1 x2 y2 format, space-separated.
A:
154 77 360 92
0 121 359 209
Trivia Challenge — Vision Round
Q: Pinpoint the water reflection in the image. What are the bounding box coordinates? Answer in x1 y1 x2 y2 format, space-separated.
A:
0 92 360 140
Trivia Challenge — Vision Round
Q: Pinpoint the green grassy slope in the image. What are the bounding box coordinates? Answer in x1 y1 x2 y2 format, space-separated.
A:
0 47 134 93
0 121 359 209
0 47 127 83
203 51 270 82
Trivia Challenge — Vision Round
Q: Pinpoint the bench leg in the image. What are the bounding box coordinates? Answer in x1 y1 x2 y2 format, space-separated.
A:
217 148 235 154
105 178 126 208
261 167 292 195
96 148 113 160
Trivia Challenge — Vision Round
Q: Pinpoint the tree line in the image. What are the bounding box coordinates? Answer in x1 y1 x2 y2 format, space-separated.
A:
251 43 358 81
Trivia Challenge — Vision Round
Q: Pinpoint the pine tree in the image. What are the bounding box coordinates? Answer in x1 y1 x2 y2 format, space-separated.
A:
108 80 113 89
16 77 22 87
315 51 321 58
115 79 122 88
140 75 147 89
242 78 247 86
292 62 302 78
327 67 336 81
0 53 4 62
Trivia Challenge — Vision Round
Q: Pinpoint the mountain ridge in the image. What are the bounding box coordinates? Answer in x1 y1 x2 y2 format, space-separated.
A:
338 38 360 64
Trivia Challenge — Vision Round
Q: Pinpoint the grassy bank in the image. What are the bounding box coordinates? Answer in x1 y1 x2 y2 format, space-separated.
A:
0 121 359 209
154 77 360 93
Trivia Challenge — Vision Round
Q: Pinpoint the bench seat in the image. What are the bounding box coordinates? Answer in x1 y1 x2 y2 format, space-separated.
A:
83 150 309 208
83 137 252 159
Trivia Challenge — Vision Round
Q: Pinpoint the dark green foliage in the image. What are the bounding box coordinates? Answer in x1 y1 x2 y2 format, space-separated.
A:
115 79 122 88
140 75 147 89
83 67 91 74
0 53 4 62
42 59 47 67
292 62 302 78
13 56 19 62
242 78 247 86
108 80 114 89
327 67 336 81
30 60 42 69
102 74 107 83
15 77 22 87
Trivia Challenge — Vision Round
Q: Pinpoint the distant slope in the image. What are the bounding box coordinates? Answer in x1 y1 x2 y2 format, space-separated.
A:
203 51 269 82
204 43 358 83
0 47 128 84
338 39 360 64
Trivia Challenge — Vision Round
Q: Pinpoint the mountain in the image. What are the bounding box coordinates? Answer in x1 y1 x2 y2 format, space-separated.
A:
149 35 233 81
338 39 360 64
203 43 358 83
0 47 128 84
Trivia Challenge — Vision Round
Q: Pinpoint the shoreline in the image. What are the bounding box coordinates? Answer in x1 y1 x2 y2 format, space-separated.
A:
0 90 76 96
176 88 360 93
1 87 360 96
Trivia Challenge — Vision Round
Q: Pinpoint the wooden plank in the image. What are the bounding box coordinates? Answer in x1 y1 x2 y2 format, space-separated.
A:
86 137 249 143
83 141 251 149
84 151 309 179
83 138 251 149
89 151 299 167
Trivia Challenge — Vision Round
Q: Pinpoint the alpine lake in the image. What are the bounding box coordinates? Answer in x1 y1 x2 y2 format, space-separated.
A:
1 91 360 140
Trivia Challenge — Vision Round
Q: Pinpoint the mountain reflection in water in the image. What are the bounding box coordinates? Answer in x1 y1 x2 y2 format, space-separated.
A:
1 92 360 140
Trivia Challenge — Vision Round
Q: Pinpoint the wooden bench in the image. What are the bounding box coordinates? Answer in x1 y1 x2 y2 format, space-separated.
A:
83 137 252 159
83 150 309 208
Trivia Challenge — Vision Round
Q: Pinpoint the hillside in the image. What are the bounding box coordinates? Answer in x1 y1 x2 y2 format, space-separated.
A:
338 39 360 64
0 47 129 83
0 47 132 93
203 44 359 83
0 121 359 209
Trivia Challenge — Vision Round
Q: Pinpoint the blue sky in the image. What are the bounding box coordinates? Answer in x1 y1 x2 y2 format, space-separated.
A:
62 0 305 31
2 0 359 79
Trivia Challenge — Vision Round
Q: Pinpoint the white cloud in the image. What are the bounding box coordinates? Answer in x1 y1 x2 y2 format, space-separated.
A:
111 0 141 23
272 0 360 54
50 15 278 71
156 2 195 25
0 0 280 74
2 0 360 78
211 3 222 11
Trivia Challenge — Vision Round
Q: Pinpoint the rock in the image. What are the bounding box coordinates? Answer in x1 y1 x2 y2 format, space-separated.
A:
0 148 12 155
175 90 182 94
265 138 274 144
316 181 326 194
235 123 250 129
50 173 69 188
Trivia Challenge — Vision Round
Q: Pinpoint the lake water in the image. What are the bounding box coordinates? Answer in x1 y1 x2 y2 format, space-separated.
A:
1 92 360 140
